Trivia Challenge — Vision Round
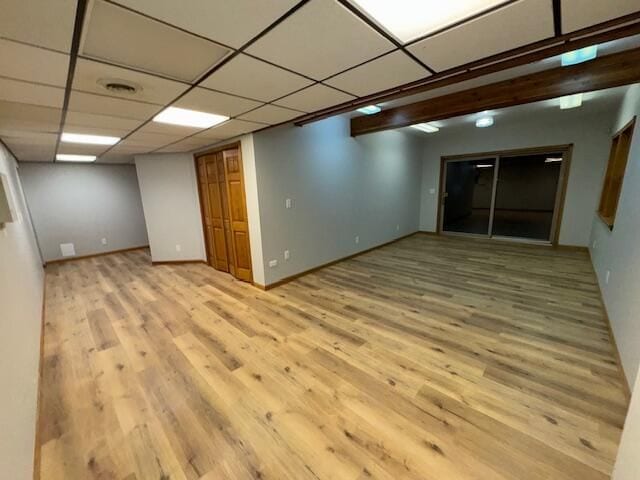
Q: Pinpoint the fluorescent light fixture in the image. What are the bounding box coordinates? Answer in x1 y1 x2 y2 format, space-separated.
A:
476 164 494 168
351 0 505 43
61 133 120 145
410 123 439 133
56 154 97 162
559 93 583 109
153 106 228 128
545 157 563 163
561 45 598 66
357 105 382 115
475 116 494 128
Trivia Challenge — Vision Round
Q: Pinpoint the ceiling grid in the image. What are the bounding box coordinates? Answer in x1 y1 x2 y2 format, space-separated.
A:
0 0 638 163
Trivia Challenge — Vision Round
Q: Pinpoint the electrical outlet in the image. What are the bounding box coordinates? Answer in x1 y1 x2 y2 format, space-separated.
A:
269 259 278 268
285 198 292 209
175 244 181 252
101 237 108 245
284 250 290 261
355 235 360 244
396 224 400 231
605 270 611 285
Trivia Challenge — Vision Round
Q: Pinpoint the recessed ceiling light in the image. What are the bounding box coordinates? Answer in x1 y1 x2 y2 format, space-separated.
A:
351 0 506 43
153 106 229 129
561 45 598 66
475 116 494 128
56 154 97 162
476 164 494 168
545 157 563 163
357 105 382 115
410 123 439 133
559 93 583 109
61 133 120 145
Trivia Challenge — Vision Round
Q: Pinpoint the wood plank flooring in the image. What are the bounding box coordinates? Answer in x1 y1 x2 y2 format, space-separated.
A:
38 234 629 480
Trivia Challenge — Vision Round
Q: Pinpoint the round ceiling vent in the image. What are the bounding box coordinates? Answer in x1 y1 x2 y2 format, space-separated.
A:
97 78 142 96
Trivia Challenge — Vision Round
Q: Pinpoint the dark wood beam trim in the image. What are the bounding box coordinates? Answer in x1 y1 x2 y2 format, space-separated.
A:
552 0 563 36
351 47 640 136
295 13 640 126
53 0 89 163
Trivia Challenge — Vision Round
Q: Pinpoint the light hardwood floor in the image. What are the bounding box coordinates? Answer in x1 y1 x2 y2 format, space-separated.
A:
39 234 629 480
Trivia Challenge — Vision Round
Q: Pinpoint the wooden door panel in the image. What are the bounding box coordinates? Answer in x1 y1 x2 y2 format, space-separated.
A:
233 231 251 270
227 180 246 223
196 146 252 283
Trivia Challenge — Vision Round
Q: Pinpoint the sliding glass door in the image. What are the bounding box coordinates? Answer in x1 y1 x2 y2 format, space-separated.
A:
442 157 497 236
440 148 568 244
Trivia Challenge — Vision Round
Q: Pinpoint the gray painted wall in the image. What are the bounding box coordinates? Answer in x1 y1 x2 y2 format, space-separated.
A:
252 114 423 285
419 106 617 246
135 153 207 263
590 84 640 385
0 143 44 480
20 163 148 262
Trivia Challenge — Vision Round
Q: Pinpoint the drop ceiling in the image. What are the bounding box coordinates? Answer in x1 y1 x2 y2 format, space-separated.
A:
0 0 638 163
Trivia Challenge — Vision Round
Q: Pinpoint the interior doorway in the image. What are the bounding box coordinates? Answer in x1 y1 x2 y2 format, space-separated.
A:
438 145 572 244
195 143 253 283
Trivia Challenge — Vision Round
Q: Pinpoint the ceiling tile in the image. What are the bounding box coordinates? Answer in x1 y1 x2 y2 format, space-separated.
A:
325 50 430 97
82 0 231 82
200 54 314 102
58 143 110 156
0 101 62 133
68 91 162 120
0 78 65 108
195 119 267 140
105 142 154 155
124 130 187 148
98 153 135 164
407 0 555 72
173 87 262 117
60 123 131 138
156 137 215 153
4 132 58 162
562 0 640 32
1 0 76 52
9 144 56 162
246 0 395 79
142 121 204 136
0 39 69 87
73 58 189 105
64 111 144 132
275 84 355 112
111 0 299 49
237 104 302 124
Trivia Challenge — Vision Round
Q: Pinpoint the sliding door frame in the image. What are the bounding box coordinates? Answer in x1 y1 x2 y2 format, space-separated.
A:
437 144 573 245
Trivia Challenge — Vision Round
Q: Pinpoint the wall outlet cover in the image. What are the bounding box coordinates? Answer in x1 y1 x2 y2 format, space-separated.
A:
175 244 182 252
355 236 360 244
285 198 292 209
284 250 290 261
60 243 76 257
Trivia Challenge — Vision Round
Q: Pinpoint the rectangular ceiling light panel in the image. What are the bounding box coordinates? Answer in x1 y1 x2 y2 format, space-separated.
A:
56 154 97 162
350 0 508 43
153 107 229 129
61 132 120 145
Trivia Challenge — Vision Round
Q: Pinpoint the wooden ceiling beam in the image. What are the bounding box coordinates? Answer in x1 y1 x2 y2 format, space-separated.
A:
350 46 640 137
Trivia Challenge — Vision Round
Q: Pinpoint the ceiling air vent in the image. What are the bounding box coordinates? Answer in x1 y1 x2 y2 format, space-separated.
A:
97 78 141 96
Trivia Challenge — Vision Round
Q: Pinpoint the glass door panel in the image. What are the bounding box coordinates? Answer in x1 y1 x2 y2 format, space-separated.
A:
442 158 497 235
492 153 563 241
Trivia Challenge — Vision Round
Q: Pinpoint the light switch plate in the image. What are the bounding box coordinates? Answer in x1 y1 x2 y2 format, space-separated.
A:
269 259 278 268
285 198 292 209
